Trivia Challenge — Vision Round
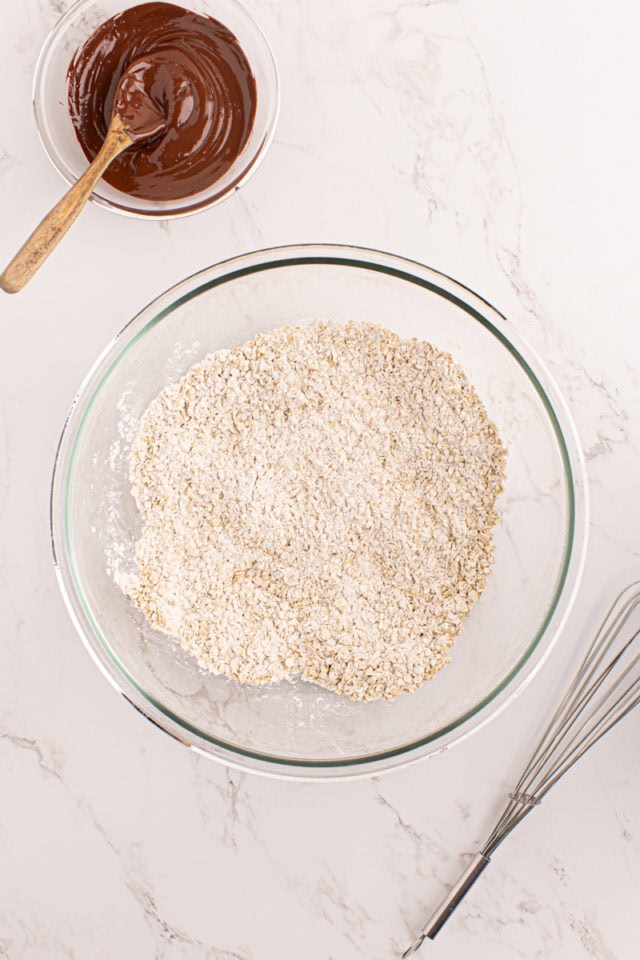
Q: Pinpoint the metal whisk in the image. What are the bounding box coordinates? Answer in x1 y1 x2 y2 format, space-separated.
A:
402 581 640 957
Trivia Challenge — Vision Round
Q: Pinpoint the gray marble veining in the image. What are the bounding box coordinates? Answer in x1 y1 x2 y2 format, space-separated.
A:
1 1 639 958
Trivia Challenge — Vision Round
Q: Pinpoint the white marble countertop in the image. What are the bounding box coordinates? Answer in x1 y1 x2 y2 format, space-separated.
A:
1 1 639 957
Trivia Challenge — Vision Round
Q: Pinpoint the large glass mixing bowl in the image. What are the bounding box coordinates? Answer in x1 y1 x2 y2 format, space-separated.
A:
51 245 588 778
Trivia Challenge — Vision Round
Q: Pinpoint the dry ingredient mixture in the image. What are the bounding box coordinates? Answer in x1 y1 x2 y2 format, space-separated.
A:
123 321 506 701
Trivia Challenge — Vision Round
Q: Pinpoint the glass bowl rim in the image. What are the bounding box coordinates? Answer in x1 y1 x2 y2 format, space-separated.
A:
50 243 589 779
32 0 280 220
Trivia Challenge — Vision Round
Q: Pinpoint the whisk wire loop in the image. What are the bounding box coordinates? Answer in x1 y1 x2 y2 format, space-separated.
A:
403 581 640 954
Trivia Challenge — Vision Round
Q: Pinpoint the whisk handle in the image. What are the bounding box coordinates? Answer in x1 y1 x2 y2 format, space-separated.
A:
402 853 491 956
422 852 491 937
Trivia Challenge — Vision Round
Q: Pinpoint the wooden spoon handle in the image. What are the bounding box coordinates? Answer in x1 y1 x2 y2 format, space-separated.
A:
0 118 132 295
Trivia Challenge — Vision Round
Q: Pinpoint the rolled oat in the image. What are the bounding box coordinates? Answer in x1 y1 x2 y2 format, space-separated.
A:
123 321 506 701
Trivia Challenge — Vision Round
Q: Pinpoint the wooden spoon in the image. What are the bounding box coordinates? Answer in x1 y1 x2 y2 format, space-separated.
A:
0 62 167 295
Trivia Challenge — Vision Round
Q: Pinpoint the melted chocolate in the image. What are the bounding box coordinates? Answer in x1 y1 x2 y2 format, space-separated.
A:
68 2 257 201
112 61 169 142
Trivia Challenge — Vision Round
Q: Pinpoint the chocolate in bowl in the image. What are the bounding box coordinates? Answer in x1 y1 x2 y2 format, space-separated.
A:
33 0 279 218
67 2 257 201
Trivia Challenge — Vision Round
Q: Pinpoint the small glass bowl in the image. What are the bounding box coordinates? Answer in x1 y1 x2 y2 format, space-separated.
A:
33 0 279 219
50 245 588 779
